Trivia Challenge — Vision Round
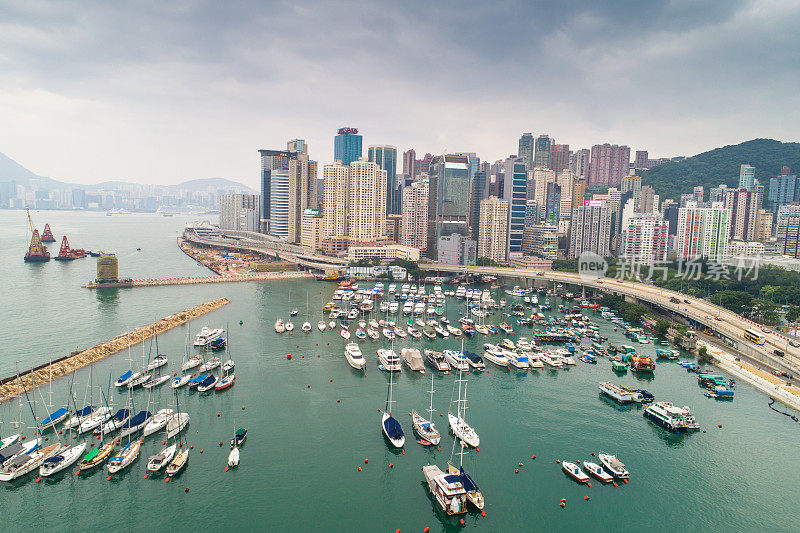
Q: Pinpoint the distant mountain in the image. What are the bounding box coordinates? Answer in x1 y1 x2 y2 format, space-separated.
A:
0 151 253 192
637 139 800 201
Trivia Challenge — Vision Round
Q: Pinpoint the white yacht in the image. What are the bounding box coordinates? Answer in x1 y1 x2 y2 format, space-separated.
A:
193 327 223 347
443 350 469 372
481 344 509 367
505 350 530 370
344 343 366 370
643 402 700 432
422 464 468 515
377 349 402 371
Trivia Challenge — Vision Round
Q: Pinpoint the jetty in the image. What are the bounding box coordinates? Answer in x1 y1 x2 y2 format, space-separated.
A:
0 297 230 403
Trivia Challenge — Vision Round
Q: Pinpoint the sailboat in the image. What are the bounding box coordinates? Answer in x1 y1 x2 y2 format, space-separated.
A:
222 327 235 374
448 340 480 448
216 331 235 391
302 292 312 333
146 328 168 371
411 372 441 445
165 391 189 477
285 289 295 332
381 355 405 448
227 424 244 467
447 441 484 510
77 378 116 473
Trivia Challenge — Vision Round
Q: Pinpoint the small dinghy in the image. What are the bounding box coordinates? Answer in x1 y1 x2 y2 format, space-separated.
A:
583 461 613 482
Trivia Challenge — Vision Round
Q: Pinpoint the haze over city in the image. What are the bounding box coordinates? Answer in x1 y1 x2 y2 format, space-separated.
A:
1 0 799 186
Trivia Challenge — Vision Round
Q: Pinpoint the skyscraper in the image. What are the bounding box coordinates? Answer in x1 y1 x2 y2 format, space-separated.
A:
426 154 471 260
568 200 612 258
219 193 261 233
401 179 429 251
738 164 756 190
323 161 350 238
532 167 556 220
775 204 800 258
571 148 590 180
258 149 296 234
549 144 570 172
621 213 668 265
477 196 509 264
534 135 552 169
333 127 362 166
348 158 387 240
723 186 760 241
588 144 631 190
368 145 398 214
767 173 799 212
269 170 290 238
518 133 534 169
502 157 527 258
287 142 318 244
544 182 561 227
402 149 417 177
470 170 487 243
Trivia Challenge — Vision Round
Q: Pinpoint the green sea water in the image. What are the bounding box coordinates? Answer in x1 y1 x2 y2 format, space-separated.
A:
1 210 799 532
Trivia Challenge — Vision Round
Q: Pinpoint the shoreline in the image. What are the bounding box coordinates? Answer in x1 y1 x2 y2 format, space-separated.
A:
0 297 230 404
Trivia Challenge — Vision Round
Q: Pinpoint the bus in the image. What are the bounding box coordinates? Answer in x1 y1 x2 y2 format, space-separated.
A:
743 328 765 345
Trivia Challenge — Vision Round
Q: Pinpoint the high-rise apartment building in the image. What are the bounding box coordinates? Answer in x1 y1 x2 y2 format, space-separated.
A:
438 233 477 266
219 194 261 233
775 204 800 258
556 171 573 221
426 154 471 260
544 182 561 227
588 144 631 190
572 178 586 211
768 174 799 212
518 133 534 170
258 149 295 234
502 157 527 258
568 200 612 258
534 135 552 169
675 201 730 261
738 164 756 191
368 145 398 215
333 127 362 167
532 167 556 219
755 208 773 242
401 179 429 251
621 213 668 265
322 161 350 238
634 150 649 169
477 196 509 264
529 224 558 260
571 148 590 180
385 214 402 244
549 144 570 173
639 185 656 214
348 158 387 241
300 208 324 252
723 186 760 241
709 184 730 204
269 170 291 237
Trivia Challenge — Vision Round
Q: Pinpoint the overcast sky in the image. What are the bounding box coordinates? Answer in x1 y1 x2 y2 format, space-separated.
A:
1 0 798 188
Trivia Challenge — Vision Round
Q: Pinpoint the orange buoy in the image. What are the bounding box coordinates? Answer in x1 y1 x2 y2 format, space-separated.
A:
718 424 722 428
75 471 80 476
518 462 523 467
590 452 595 456
460 519 465 525
106 476 111 481
587 482 592 487
481 511 486 517
531 455 536 459
45 437 49 441
358 467 362 472
190 445 194 449
389 463 394 468
58 430 62 435
307 385 310 388
402 450 405 455
515 469 519 474
242 406 246 410
225 466 229 472
556 459 561 463
185 487 189 492
144 474 149 479
559 502 565 507
217 413 221 417
561 498 566 502
337 399 341 403
365 459 369 463
623 479 629 484
476 447 480 452
165 477 171 483
425 528 430 532
162 440 166 445
613 482 618 487
219 442 223 446
584 496 590 500
35 477 41 482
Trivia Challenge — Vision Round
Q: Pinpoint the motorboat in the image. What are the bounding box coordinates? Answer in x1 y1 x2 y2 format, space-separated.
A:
443 350 469 372
598 453 629 479
147 443 177 472
107 440 141 474
285 321 294 332
446 324 462 337
196 374 219 392
394 326 407 339
194 327 224 347
378 349 402 371
424 350 450 371
382 327 396 340
482 344 509 367
422 464 468 515
344 343 366 370
562 461 589 483
227 446 240 467
599 382 643 403
643 402 700 432
506 350 530 370
231 428 247 448
583 461 613 482
317 321 326 332
407 326 422 339
463 352 485 370
401 348 425 372
274 319 285 333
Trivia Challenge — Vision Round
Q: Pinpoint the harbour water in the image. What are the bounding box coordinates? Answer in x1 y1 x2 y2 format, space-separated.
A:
1 210 799 532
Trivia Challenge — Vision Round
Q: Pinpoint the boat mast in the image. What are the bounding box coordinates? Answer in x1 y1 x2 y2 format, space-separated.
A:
427 371 436 421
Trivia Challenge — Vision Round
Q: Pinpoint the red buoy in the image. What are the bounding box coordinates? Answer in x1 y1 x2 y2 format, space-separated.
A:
584 496 590 500
185 487 189 492
364 458 369 463
144 474 148 479
225 466 229 472
358 467 362 472
515 469 519 474
106 476 111 481
481 511 486 517
531 455 536 459
287 354 292 360
165 477 171 483
389 463 394 468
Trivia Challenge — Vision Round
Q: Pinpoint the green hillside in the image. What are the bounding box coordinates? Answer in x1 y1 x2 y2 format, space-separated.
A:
636 138 800 201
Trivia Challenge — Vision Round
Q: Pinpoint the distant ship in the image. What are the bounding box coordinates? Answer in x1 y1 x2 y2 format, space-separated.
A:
24 208 51 262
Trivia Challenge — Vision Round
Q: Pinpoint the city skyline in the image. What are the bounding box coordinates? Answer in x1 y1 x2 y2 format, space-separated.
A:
1 1 799 187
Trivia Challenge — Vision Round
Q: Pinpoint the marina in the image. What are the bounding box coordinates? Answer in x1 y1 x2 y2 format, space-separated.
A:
2 211 800 531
